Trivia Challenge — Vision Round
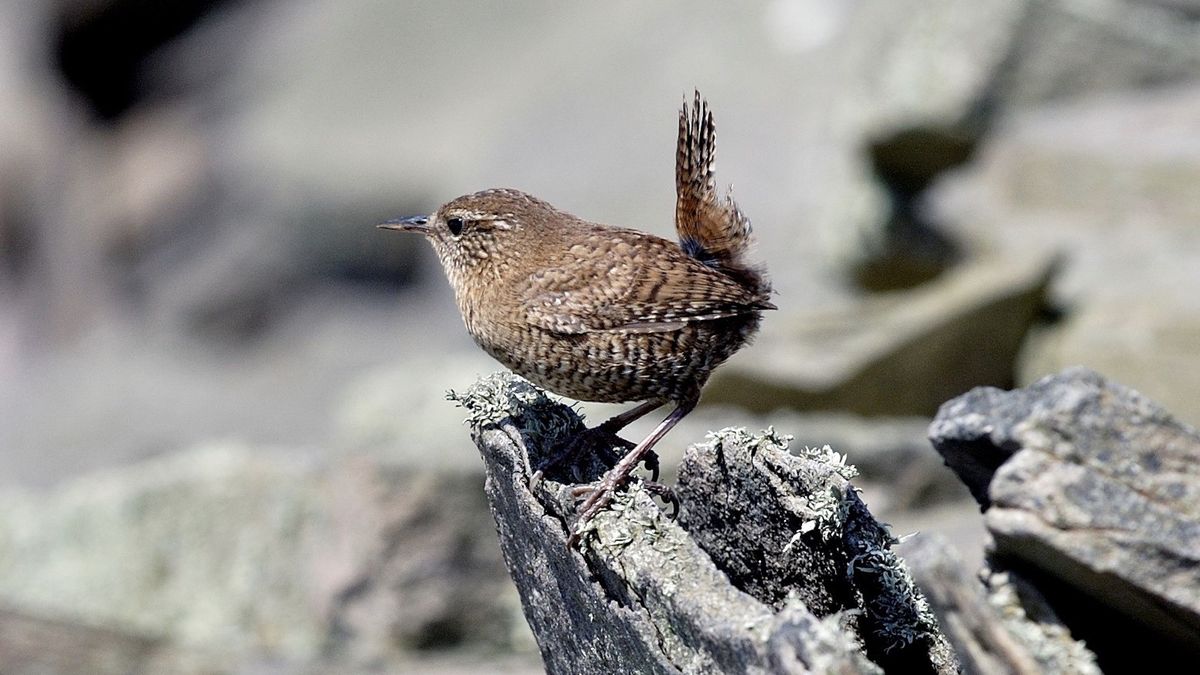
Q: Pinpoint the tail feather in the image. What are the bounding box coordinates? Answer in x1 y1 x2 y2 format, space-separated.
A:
674 91 767 295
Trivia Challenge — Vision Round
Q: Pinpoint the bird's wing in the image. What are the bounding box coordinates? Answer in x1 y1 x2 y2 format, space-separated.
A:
520 233 772 335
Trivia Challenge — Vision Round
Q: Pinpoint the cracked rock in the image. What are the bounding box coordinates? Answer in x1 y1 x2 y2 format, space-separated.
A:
929 366 1200 669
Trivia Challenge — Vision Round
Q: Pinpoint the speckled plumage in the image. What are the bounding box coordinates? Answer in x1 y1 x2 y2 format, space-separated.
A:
426 189 770 404
381 92 772 542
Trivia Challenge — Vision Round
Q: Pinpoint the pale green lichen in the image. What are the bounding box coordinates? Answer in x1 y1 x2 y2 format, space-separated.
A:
700 427 858 480
446 372 581 447
797 444 859 481
849 546 939 653
801 485 855 544
585 482 677 557
698 427 863 547
702 425 792 458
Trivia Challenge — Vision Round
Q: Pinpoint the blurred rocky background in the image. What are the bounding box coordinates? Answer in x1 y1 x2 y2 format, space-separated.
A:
0 0 1198 673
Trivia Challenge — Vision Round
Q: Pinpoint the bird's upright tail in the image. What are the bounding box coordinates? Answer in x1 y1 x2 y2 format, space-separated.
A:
675 91 769 296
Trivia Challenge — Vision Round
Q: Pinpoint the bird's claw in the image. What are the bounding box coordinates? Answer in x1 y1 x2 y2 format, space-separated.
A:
643 480 679 518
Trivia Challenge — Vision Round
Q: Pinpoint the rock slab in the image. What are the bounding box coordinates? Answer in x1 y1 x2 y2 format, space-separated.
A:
0 442 518 671
929 366 1200 668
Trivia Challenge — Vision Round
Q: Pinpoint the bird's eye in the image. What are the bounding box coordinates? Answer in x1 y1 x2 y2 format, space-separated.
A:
446 217 464 236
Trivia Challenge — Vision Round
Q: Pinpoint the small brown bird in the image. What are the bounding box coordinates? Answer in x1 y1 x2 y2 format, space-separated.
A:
381 92 773 540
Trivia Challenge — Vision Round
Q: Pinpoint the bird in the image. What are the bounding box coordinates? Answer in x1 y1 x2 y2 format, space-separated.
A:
379 91 773 543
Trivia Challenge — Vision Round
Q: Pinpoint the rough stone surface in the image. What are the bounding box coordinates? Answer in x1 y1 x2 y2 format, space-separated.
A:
929 367 1200 668
901 534 1100 675
0 442 520 669
318 461 517 661
708 253 1056 416
452 372 957 674
673 408 969 511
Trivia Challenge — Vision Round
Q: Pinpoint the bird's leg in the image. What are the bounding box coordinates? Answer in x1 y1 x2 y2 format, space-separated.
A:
596 399 666 479
597 400 664 433
568 396 697 546
530 400 664 488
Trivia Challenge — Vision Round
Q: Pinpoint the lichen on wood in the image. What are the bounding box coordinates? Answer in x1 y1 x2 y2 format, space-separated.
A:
451 372 957 674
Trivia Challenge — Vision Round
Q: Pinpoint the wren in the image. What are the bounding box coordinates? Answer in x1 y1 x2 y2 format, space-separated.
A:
380 92 774 542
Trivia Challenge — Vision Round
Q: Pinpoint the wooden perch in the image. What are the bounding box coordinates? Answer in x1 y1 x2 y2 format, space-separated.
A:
450 373 958 674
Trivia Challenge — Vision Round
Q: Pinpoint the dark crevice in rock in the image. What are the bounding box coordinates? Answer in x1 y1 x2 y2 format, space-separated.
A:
926 437 1014 509
991 553 1200 672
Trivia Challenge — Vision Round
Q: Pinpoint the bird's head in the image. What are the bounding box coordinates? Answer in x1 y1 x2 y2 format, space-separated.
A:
379 188 564 275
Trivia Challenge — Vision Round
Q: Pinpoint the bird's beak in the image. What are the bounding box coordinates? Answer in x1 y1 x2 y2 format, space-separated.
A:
377 215 430 233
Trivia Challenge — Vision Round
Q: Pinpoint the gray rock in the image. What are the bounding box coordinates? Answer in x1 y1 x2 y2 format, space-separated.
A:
901 535 1100 675
319 461 518 660
0 607 223 675
837 0 1200 287
928 84 1200 426
0 443 320 656
0 604 538 675
0 442 521 669
452 372 958 674
707 253 1056 416
928 367 1200 668
675 428 960 674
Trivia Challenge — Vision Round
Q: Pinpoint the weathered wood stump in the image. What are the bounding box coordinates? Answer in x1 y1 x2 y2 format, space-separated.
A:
451 373 958 674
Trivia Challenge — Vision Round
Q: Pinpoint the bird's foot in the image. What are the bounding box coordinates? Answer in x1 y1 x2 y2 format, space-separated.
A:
566 470 623 547
566 467 674 547
570 477 674 507
643 480 679 518
565 399 694 547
